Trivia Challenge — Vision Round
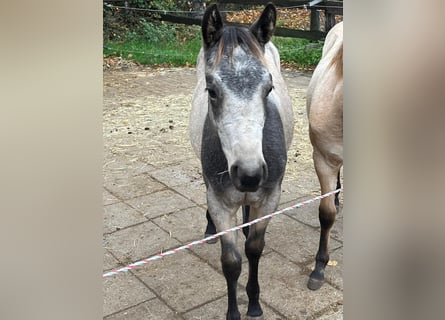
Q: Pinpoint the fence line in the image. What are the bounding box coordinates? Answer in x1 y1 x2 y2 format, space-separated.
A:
103 2 318 13
104 1 342 40
104 3 344 13
103 188 342 278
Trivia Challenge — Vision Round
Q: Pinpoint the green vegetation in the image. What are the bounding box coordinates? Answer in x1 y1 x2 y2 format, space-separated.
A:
104 22 202 66
103 20 323 68
272 37 323 68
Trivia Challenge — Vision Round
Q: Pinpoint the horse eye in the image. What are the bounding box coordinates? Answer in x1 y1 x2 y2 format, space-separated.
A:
207 88 217 100
266 85 274 96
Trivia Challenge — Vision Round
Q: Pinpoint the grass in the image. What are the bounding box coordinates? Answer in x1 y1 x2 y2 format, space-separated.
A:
272 36 323 68
103 24 323 68
104 37 202 66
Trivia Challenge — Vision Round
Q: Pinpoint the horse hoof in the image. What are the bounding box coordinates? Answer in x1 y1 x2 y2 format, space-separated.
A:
307 277 324 290
205 234 218 244
246 315 264 320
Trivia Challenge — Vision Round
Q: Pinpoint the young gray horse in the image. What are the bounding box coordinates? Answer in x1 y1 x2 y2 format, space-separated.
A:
306 21 343 290
189 4 293 320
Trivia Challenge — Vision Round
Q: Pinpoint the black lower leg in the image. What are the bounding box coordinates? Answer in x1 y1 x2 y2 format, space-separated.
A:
205 210 218 244
245 236 264 318
205 210 216 235
308 207 335 290
335 171 341 207
222 244 242 320
308 231 330 290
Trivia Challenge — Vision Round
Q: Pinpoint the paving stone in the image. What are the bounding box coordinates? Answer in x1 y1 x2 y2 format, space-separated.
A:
153 206 207 243
239 252 343 319
151 158 207 206
104 188 120 205
266 214 342 265
103 272 155 317
104 221 180 264
103 249 121 271
134 252 228 314
279 195 321 228
126 189 196 220
105 298 182 320
317 303 343 320
171 180 207 206
280 175 320 204
327 247 343 291
306 247 343 291
103 155 155 176
150 158 202 188
183 293 283 320
103 201 147 234
104 172 166 200
139 143 196 169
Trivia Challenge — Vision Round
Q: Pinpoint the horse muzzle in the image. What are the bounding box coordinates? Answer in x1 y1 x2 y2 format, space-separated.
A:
230 160 268 192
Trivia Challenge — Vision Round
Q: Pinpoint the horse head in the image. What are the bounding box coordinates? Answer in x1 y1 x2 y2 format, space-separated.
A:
201 4 277 192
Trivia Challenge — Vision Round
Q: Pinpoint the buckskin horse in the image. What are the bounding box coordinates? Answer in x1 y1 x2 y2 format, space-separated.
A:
306 21 343 290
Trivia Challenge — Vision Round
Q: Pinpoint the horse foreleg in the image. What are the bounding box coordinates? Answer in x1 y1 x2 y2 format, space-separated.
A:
208 195 242 320
244 190 279 320
242 205 250 239
205 210 218 244
244 218 268 320
308 150 341 290
221 235 242 320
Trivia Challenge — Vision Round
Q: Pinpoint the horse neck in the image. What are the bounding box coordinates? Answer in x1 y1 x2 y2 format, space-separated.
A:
331 42 343 78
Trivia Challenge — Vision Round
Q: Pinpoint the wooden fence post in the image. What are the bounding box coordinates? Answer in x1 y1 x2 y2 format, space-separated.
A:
310 9 320 31
324 11 336 32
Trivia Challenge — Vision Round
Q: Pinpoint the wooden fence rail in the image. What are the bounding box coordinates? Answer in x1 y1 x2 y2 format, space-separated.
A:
104 0 342 40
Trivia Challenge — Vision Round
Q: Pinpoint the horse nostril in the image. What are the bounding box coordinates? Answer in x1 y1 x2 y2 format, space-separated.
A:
230 164 239 179
230 161 265 192
240 174 261 188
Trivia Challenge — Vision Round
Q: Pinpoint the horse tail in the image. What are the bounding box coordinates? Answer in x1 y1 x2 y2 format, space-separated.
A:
329 42 343 78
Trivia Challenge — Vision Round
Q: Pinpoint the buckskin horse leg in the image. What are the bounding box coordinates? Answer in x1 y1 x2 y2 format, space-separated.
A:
308 149 341 290
335 170 341 208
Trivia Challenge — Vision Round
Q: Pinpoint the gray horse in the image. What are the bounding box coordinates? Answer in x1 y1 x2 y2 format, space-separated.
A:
189 3 294 320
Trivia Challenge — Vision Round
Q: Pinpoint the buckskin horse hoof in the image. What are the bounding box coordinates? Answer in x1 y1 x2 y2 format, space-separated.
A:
246 315 264 320
307 277 324 290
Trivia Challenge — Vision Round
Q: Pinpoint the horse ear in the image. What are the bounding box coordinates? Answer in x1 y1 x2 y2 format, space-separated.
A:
250 3 276 46
202 4 223 49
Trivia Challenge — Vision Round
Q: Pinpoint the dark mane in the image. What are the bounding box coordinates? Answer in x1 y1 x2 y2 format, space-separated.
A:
212 26 266 67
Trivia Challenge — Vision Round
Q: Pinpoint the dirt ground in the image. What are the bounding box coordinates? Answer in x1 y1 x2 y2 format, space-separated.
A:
103 63 319 197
